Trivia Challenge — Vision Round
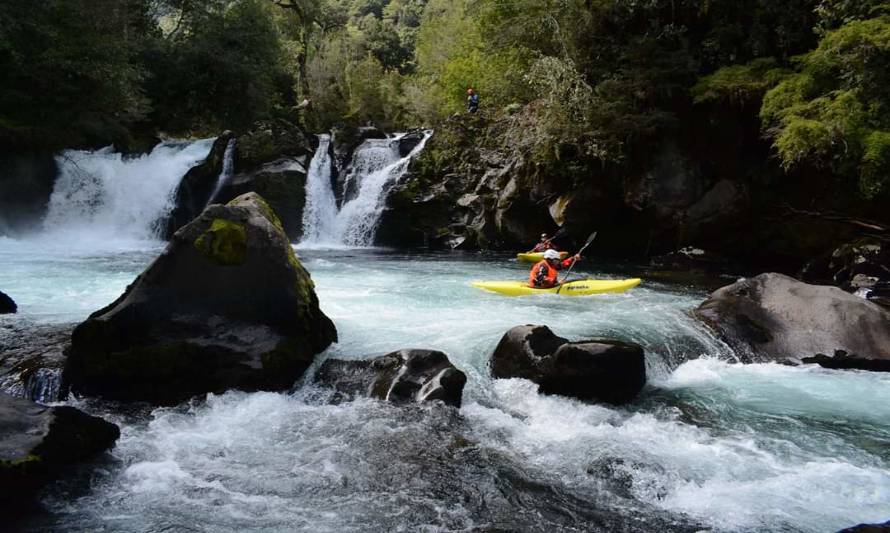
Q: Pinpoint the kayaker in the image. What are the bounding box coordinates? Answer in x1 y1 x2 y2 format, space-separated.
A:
529 233 553 253
528 249 580 289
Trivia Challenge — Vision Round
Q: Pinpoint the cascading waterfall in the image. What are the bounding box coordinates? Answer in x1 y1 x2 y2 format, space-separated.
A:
206 138 236 206
42 139 214 241
300 134 339 243
300 131 432 247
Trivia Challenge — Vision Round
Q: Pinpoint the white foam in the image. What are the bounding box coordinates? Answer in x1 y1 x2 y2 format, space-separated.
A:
44 139 214 242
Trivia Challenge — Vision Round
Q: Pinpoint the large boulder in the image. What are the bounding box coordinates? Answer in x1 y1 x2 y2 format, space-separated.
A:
163 131 234 239
0 291 16 314
694 273 890 366
314 349 466 408
215 157 308 241
234 119 314 172
0 392 119 506
490 325 646 404
65 192 337 404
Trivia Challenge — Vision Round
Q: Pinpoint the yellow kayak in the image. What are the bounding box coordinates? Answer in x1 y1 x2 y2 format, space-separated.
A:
517 251 569 263
471 278 642 296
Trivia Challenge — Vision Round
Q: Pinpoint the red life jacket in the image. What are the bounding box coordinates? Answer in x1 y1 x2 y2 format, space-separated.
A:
528 260 559 288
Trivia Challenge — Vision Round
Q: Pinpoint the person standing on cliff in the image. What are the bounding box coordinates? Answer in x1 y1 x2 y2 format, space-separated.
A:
467 88 479 113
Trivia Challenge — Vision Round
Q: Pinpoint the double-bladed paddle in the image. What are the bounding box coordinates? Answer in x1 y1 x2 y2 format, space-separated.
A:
556 231 597 294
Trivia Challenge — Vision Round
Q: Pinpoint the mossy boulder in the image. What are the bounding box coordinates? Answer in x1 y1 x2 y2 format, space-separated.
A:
65 192 337 404
0 391 119 507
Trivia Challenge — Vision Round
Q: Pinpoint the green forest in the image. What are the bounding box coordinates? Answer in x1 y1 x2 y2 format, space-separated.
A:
4 0 890 198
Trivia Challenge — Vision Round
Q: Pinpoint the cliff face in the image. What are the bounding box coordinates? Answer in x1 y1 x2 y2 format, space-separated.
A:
377 104 890 274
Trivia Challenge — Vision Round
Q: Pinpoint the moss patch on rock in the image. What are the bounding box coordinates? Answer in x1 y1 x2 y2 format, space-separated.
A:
194 218 247 265
228 193 285 233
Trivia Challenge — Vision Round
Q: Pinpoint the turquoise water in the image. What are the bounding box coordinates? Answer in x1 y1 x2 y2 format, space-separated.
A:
2 241 889 532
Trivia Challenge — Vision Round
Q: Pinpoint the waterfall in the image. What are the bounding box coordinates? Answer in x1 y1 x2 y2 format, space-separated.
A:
42 139 214 241
207 138 236 205
300 135 339 244
300 131 432 247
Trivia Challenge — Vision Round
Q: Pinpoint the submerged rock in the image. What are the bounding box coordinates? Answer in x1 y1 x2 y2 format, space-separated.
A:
694 273 890 366
0 291 16 314
802 351 890 373
0 391 119 506
314 349 466 407
65 192 337 404
490 325 646 404
163 131 234 239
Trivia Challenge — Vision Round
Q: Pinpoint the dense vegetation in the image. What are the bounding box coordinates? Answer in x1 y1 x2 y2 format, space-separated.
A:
2 0 890 198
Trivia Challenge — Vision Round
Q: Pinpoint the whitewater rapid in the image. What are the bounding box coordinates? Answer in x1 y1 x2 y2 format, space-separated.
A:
2 246 888 532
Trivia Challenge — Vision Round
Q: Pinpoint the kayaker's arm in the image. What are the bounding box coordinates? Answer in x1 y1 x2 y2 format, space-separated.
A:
559 255 581 269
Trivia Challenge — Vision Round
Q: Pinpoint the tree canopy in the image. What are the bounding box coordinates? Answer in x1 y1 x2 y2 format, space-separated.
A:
3 0 890 199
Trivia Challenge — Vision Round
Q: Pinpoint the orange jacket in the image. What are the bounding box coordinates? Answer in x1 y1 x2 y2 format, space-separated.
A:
528 257 575 288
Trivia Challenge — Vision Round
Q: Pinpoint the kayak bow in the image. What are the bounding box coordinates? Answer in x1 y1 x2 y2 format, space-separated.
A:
471 278 641 296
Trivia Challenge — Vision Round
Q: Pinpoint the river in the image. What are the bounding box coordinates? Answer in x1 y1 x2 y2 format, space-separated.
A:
2 238 889 532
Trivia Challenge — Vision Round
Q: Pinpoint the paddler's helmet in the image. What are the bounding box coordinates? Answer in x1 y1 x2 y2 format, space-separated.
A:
543 249 560 260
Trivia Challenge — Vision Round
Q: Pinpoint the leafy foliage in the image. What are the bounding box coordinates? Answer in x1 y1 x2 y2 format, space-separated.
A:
761 13 890 197
0 0 152 149
692 58 790 105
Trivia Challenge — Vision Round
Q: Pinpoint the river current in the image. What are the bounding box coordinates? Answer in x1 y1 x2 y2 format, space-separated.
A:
2 239 889 532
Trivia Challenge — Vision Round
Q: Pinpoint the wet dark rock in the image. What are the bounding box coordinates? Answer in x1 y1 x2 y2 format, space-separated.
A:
0 152 57 237
330 125 387 180
397 130 427 157
234 119 313 173
867 281 890 308
163 131 234 239
490 325 646 404
0 291 16 314
0 321 71 402
802 351 890 373
65 192 337 405
650 247 731 273
315 349 466 407
215 158 307 241
0 391 119 507
837 520 890 533
695 273 890 365
800 238 890 292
